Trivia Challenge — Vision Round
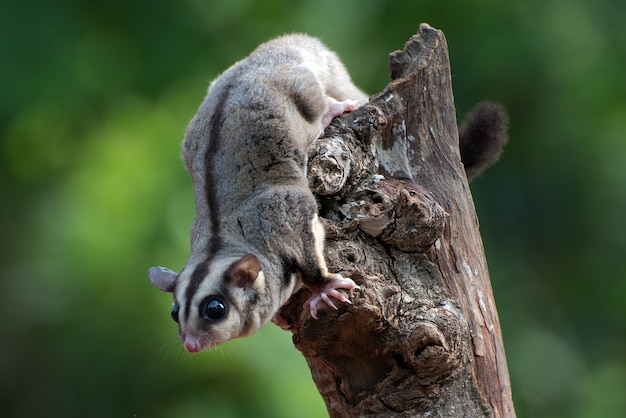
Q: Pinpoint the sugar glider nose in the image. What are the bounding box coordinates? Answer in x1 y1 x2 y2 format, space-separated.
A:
183 335 202 353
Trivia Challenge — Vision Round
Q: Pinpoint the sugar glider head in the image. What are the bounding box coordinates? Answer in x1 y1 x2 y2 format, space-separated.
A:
149 253 273 352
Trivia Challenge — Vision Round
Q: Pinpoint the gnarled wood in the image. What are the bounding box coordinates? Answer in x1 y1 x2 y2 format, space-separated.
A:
280 24 515 417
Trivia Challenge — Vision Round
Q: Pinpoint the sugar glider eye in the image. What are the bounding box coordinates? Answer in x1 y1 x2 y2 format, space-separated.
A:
171 303 180 323
201 297 227 321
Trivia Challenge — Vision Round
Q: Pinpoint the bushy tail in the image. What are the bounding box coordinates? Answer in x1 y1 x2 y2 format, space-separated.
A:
459 101 509 180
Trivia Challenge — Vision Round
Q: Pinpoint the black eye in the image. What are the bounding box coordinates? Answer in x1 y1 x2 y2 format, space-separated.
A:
201 297 227 321
171 303 180 323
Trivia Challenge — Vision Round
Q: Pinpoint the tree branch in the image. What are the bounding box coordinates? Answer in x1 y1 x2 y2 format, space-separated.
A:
280 23 515 417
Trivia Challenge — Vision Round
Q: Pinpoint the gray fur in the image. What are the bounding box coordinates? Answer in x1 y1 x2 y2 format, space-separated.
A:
149 34 366 352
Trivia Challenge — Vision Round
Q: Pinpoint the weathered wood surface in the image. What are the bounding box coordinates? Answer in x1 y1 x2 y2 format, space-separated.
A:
280 24 515 417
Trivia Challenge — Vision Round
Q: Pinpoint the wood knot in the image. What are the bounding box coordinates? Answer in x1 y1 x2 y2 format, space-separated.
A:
338 179 447 252
397 309 463 385
380 185 447 252
308 137 351 195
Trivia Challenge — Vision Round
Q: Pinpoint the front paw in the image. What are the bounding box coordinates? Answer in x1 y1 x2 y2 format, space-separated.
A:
304 276 360 319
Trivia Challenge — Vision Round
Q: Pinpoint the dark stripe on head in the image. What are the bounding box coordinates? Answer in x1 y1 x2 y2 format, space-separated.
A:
181 241 223 322
184 262 208 321
182 81 235 321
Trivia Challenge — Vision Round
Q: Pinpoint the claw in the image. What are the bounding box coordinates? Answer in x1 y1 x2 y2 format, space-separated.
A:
304 276 359 318
321 293 337 310
310 302 319 319
328 289 349 303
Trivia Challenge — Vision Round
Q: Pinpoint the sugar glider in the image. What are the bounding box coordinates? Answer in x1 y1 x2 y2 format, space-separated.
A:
149 34 368 353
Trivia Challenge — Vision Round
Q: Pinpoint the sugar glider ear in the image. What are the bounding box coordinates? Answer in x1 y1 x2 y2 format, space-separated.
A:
148 266 177 293
229 254 262 289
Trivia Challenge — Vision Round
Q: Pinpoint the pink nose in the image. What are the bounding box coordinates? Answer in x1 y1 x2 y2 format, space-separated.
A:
184 336 201 353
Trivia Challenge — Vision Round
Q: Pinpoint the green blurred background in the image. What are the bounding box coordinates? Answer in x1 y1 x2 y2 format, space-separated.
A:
1 0 625 417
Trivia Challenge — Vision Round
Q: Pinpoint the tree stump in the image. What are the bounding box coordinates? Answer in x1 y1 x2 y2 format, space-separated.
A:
279 24 515 417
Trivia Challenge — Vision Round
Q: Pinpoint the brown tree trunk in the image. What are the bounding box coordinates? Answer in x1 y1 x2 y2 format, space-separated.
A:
280 24 515 417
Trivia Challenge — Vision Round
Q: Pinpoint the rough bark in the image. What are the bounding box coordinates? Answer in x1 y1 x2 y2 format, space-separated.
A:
279 24 515 417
